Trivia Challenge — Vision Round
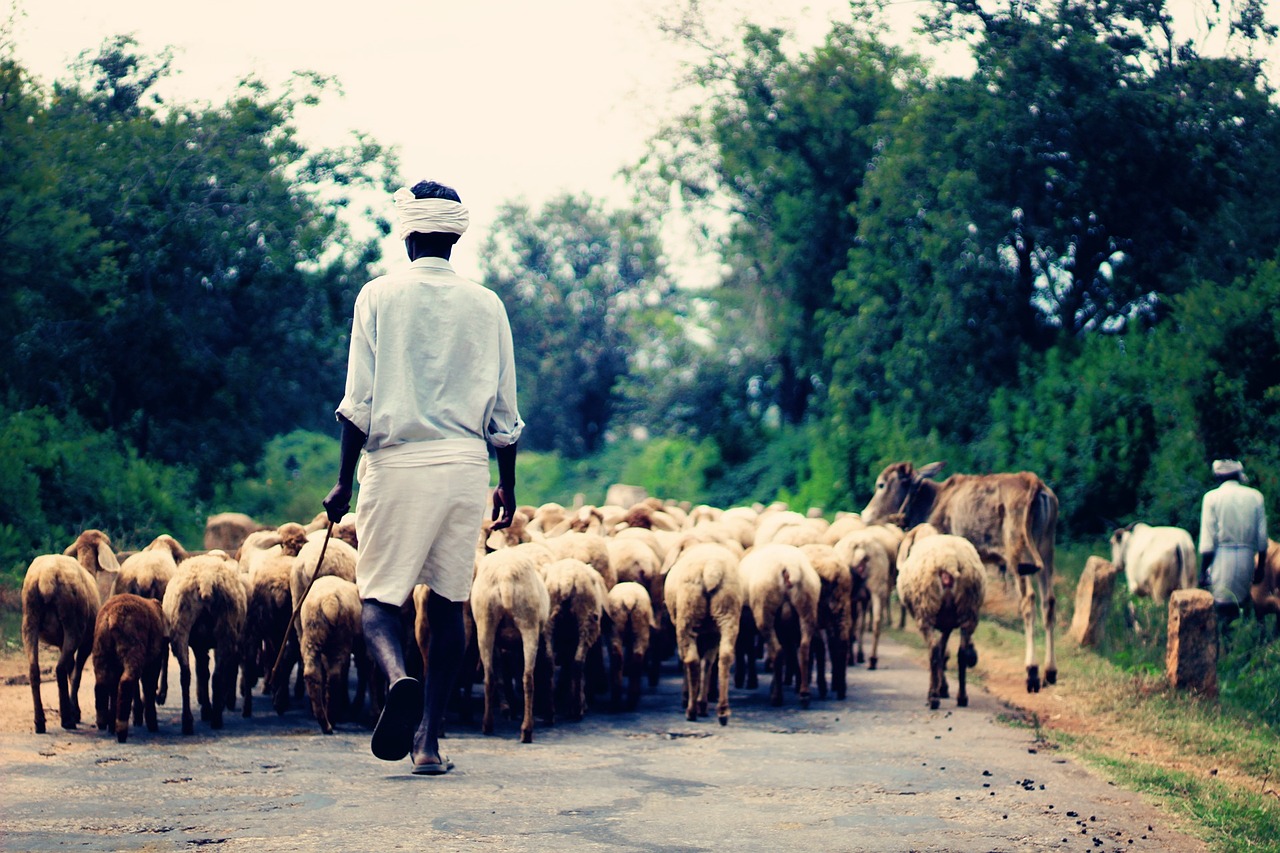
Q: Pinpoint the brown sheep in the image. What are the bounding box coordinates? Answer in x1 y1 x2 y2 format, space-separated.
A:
92 593 166 742
163 552 247 734
801 542 853 701
21 529 120 733
834 529 893 671
663 540 744 725
1252 539 1280 638
203 512 263 553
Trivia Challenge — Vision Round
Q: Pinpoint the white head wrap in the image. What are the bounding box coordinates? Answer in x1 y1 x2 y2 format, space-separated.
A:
1212 459 1247 481
393 187 470 240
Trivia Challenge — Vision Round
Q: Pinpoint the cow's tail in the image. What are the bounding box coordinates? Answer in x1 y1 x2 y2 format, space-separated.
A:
1017 487 1058 577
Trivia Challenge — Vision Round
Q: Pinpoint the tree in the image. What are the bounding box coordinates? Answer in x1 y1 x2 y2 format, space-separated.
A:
480 194 674 456
0 37 397 489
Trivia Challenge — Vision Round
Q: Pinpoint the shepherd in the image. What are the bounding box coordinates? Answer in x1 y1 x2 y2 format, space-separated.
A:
324 180 523 775
1198 459 1267 633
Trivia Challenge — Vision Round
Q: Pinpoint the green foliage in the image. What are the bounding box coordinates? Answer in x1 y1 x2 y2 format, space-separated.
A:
1218 621 1280 732
215 430 340 526
0 408 202 586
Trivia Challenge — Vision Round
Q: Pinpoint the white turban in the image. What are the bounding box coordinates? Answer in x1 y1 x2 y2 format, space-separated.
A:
393 187 470 240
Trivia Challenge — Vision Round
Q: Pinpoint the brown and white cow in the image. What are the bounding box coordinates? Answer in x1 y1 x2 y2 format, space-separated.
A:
861 461 1059 693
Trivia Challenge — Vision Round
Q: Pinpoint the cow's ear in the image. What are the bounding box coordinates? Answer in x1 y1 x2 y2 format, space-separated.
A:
917 461 945 480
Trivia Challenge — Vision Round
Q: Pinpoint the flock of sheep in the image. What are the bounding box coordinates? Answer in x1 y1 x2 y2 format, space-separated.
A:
19 495 1002 746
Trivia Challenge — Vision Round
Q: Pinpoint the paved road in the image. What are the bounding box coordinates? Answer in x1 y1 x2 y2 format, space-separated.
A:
1 636 1206 853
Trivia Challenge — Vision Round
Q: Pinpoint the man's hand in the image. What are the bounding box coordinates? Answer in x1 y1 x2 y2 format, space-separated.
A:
323 482 352 524
491 483 517 531
1199 551 1214 591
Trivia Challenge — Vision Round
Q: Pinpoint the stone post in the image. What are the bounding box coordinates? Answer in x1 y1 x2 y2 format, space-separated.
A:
1069 556 1121 647
1166 589 1218 696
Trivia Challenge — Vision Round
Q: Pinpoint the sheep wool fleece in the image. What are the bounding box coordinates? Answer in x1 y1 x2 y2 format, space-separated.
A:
355 440 489 605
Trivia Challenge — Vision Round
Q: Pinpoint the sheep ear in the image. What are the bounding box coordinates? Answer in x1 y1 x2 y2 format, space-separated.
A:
63 540 78 557
96 540 121 573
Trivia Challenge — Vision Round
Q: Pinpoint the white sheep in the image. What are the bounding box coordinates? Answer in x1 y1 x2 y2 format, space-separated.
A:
739 544 822 708
470 547 551 743
163 551 247 734
92 592 166 742
662 540 744 725
298 575 364 734
604 581 656 710
290 535 359 612
800 542 853 701
542 558 607 721
896 525 986 709
834 529 893 670
115 534 187 600
21 529 120 733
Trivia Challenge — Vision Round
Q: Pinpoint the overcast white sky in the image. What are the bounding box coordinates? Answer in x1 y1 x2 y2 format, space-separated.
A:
8 0 964 280
8 0 1254 281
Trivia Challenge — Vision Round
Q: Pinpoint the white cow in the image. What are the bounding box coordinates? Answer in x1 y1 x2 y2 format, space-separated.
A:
1109 523 1197 631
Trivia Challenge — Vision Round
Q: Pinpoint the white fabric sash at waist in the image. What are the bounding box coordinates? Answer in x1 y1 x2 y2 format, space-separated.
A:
362 438 488 471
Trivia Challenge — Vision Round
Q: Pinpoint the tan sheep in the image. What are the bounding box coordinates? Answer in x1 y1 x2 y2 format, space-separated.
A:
203 512 262 553
163 552 247 734
834 529 893 671
298 575 364 734
821 512 867 546
289 535 359 614
739 544 822 708
604 581 656 710
92 593 166 742
542 531 616 590
21 529 120 733
470 547 552 743
800 542 853 701
662 540 744 725
543 558 607 721
896 525 986 709
115 534 187 600
239 522 308 718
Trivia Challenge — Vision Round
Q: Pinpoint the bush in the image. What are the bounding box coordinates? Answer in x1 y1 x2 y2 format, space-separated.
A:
215 430 341 526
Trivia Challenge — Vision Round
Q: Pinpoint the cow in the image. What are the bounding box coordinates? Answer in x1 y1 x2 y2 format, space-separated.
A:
861 460 1058 693
1252 539 1280 639
1108 523 1197 632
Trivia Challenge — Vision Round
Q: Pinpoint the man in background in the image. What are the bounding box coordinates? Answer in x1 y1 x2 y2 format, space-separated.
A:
1198 459 1267 632
324 179 522 775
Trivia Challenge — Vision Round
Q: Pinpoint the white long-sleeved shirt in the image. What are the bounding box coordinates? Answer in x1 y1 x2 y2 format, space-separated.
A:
336 256 523 455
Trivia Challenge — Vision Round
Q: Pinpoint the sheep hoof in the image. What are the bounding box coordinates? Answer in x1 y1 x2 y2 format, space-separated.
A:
957 694 968 708
34 721 46 735
928 697 940 710
686 710 698 722
61 719 77 731
718 713 729 726
835 687 847 701
856 650 865 664
520 729 533 744
1045 668 1057 685
182 716 194 736
799 695 810 710
1026 666 1041 693
868 657 878 671
116 729 128 744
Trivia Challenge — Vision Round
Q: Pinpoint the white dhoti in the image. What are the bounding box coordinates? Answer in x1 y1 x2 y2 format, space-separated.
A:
354 439 489 606
1208 544 1257 607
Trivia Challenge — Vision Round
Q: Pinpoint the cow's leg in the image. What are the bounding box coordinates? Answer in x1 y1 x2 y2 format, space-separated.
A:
1040 573 1057 685
1018 576 1040 692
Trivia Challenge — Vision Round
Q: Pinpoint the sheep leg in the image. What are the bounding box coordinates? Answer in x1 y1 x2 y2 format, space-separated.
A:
1040 572 1057 685
682 654 700 722
765 628 785 707
832 626 850 700
869 595 884 671
956 628 976 708
115 668 138 743
519 625 540 743
571 646 588 721
936 627 952 700
23 614 46 734
94 666 115 732
797 621 813 709
132 681 144 726
697 653 714 718
55 640 80 729
921 627 941 709
1018 575 1040 692
210 647 237 730
812 632 828 700
477 621 498 736
141 656 160 732
715 633 735 726
626 649 644 711
608 638 625 710
304 653 330 733
157 644 169 706
174 642 194 735
195 648 213 721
